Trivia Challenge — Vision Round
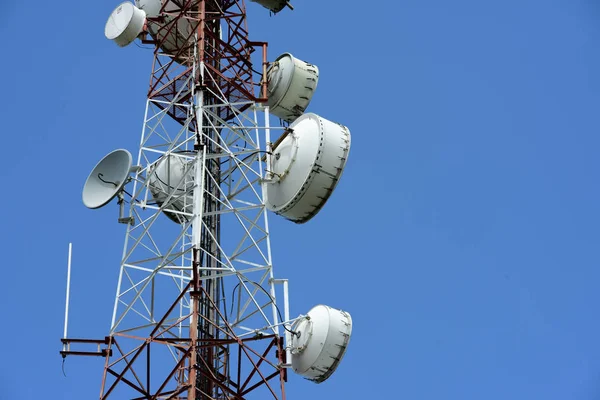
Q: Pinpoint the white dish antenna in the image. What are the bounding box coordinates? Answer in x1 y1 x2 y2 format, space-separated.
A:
265 113 350 223
136 0 194 64
148 152 196 223
250 0 290 13
291 305 352 383
105 2 146 47
82 149 133 209
267 53 319 122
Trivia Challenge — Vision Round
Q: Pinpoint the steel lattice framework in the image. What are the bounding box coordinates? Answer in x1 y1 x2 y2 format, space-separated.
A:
61 1 297 399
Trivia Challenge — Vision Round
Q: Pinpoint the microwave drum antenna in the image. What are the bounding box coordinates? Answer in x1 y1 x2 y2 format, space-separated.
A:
290 305 353 383
105 2 146 47
136 0 194 64
266 53 319 122
250 0 289 14
265 113 350 223
148 152 196 223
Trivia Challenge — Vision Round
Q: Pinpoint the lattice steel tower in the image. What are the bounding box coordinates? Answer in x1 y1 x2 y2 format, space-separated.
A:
61 1 353 399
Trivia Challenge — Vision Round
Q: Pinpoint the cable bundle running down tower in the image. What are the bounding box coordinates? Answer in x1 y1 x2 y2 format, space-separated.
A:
61 1 353 398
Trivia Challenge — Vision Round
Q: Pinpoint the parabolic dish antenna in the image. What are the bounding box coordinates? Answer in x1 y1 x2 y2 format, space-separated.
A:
82 149 133 209
267 53 319 122
105 2 147 47
136 0 194 64
265 113 350 223
250 0 288 14
291 305 352 383
148 152 196 223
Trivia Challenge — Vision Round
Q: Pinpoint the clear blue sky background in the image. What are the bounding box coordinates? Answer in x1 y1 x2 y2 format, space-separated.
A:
1 0 600 398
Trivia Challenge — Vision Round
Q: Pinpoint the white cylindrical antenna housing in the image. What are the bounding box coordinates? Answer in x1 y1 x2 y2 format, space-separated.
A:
148 152 196 223
136 0 194 64
291 305 352 383
105 2 146 47
250 0 288 13
265 113 351 223
266 53 319 123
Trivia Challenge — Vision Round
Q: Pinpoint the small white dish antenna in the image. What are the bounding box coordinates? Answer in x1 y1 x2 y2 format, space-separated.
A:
105 2 147 47
267 53 319 122
265 113 350 223
291 305 352 383
82 149 133 209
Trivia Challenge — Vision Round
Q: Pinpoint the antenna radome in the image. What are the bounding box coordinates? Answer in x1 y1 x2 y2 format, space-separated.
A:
250 0 290 14
148 152 196 223
267 53 319 122
105 2 146 47
291 305 353 383
265 113 351 223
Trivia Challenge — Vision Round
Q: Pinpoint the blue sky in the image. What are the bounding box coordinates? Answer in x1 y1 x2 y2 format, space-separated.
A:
1 0 600 398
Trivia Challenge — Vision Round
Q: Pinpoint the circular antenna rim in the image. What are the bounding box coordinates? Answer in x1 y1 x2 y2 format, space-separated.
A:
266 52 296 110
290 304 353 383
105 2 146 47
82 149 133 209
265 113 350 223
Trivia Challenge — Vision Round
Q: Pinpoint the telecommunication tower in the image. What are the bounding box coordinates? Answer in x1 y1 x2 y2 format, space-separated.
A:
60 1 353 398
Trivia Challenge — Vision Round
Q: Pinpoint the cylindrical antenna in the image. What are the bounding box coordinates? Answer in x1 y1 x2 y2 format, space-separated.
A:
283 279 292 366
62 243 73 352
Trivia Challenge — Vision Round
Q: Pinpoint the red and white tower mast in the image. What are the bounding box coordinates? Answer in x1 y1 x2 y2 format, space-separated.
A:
61 1 353 399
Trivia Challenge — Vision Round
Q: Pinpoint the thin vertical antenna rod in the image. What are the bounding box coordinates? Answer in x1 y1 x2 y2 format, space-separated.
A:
62 242 73 351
